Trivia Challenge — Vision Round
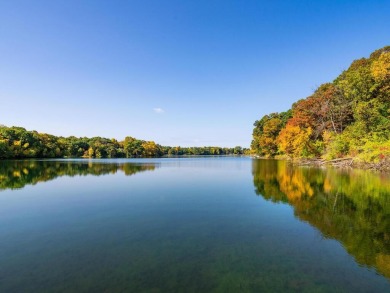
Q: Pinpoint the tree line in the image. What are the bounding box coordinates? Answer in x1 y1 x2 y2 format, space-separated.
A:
251 46 390 163
0 126 247 159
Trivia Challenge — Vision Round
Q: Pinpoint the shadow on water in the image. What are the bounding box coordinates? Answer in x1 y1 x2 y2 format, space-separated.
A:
0 160 157 191
252 159 390 279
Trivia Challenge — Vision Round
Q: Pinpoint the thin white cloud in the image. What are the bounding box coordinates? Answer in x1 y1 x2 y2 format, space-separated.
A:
153 108 165 114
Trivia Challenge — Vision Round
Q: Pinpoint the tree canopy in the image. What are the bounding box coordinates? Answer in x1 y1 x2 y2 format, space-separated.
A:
0 125 247 159
252 46 390 163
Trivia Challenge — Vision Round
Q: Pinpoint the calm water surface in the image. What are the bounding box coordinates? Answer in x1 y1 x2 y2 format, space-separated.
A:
0 158 389 292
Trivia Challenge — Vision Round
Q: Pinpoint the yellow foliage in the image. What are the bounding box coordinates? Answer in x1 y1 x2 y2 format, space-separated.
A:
323 178 332 193
277 124 312 157
277 165 314 201
88 147 94 158
371 52 390 82
13 171 21 177
141 141 159 157
322 130 334 145
376 254 390 279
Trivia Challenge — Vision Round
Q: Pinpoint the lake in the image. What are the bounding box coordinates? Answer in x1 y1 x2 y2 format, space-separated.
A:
0 158 389 292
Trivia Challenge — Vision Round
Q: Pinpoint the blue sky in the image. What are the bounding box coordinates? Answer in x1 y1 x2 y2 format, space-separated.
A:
0 0 389 147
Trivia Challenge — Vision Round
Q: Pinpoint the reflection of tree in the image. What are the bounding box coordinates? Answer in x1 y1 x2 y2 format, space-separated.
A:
0 160 156 191
252 159 390 279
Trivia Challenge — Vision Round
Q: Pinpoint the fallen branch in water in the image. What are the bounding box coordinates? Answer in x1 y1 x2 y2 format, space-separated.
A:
294 157 390 172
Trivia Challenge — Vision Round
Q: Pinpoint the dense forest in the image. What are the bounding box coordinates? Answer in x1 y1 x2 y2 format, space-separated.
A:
251 46 390 163
0 125 246 159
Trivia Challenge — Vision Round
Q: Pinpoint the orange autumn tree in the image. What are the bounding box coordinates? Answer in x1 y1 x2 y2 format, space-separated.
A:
251 111 291 157
277 120 312 158
293 83 353 137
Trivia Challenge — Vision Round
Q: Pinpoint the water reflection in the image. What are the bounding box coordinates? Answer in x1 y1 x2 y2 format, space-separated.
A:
252 159 390 279
0 160 157 191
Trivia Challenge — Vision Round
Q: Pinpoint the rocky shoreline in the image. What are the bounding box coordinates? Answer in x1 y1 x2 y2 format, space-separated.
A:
295 157 390 172
252 156 390 172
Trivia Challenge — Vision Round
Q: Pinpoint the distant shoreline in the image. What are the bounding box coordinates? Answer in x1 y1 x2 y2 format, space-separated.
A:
0 125 249 160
